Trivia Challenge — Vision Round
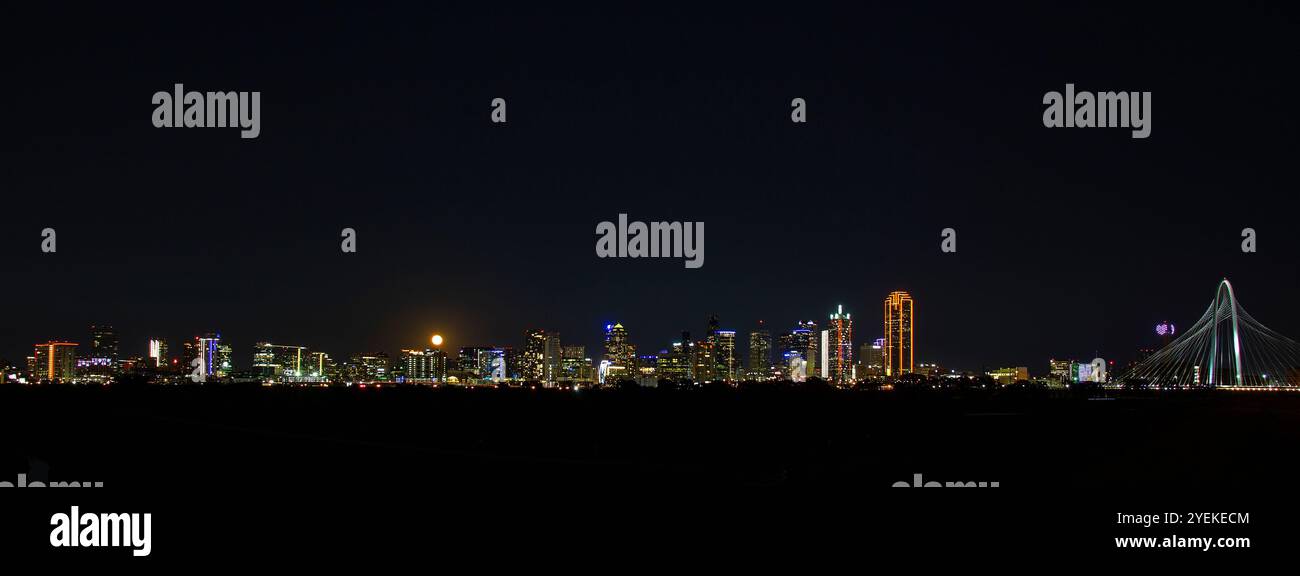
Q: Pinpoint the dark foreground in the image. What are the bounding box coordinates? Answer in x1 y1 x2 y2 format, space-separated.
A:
2 384 1295 564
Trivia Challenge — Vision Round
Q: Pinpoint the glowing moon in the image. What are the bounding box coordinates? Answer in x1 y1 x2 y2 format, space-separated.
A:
431 334 444 347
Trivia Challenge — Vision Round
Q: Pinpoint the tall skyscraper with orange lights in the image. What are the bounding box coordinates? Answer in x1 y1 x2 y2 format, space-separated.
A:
827 305 853 385
33 341 78 382
884 291 914 376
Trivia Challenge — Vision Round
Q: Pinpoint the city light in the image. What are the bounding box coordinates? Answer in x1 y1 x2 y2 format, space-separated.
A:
9 282 1298 390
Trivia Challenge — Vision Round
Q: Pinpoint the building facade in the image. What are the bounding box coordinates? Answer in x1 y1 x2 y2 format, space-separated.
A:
884 291 915 376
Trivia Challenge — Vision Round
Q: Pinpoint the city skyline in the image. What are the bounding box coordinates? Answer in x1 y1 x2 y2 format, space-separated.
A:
11 280 1296 388
2 5 1298 566
5 5 1299 386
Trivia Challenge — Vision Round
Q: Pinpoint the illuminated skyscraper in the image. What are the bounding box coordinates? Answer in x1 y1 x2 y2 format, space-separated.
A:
253 342 306 379
523 329 548 381
501 347 520 380
186 332 223 379
827 305 853 385
884 291 915 376
657 342 691 381
75 325 118 379
89 324 118 367
429 349 448 382
637 353 658 377
747 321 771 380
354 353 390 382
560 345 593 383
784 350 807 382
715 330 737 381
148 338 168 368
307 351 336 381
215 344 233 376
457 347 489 376
692 338 716 382
1049 359 1073 384
779 322 818 378
396 348 444 383
859 338 885 377
479 349 507 381
544 333 562 384
799 321 819 376
33 341 78 382
603 323 634 377
819 330 829 379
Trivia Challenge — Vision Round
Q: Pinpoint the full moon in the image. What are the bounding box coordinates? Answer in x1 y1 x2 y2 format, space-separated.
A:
431 334 443 346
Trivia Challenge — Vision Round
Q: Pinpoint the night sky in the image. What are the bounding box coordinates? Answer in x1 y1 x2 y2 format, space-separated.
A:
3 3 1297 372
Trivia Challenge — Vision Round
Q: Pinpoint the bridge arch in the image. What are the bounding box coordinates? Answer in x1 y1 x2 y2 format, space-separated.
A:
1208 279 1242 386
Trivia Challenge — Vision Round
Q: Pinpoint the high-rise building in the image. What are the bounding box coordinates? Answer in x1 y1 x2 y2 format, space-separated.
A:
798 321 819 376
715 330 737 381
454 348 480 374
354 353 390 382
76 325 118 380
884 291 915 376
397 348 444 383
657 342 691 381
637 353 658 377
692 338 715 382
748 321 771 380
826 305 853 385
859 338 885 377
429 349 448 382
215 344 233 376
253 342 306 379
560 345 592 383
784 350 808 382
1049 359 1073 384
819 330 829 379
778 322 818 378
478 348 508 381
33 341 78 382
307 351 335 381
544 334 562 384
89 324 118 367
186 332 223 380
458 347 489 374
501 346 520 380
148 338 168 368
702 315 738 381
603 323 634 376
523 329 548 381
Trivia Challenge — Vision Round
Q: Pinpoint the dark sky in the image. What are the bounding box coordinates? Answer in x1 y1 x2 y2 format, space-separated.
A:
3 2 1298 372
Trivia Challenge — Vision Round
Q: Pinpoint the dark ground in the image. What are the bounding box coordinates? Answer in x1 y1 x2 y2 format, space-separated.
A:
2 384 1295 565
5 384 1299 489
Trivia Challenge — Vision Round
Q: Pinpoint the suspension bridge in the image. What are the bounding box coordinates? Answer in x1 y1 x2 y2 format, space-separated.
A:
1119 279 1300 389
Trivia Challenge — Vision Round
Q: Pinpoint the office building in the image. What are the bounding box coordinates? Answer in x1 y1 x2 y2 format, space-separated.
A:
884 291 915 376
33 341 78 382
827 304 853 385
748 321 771 380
